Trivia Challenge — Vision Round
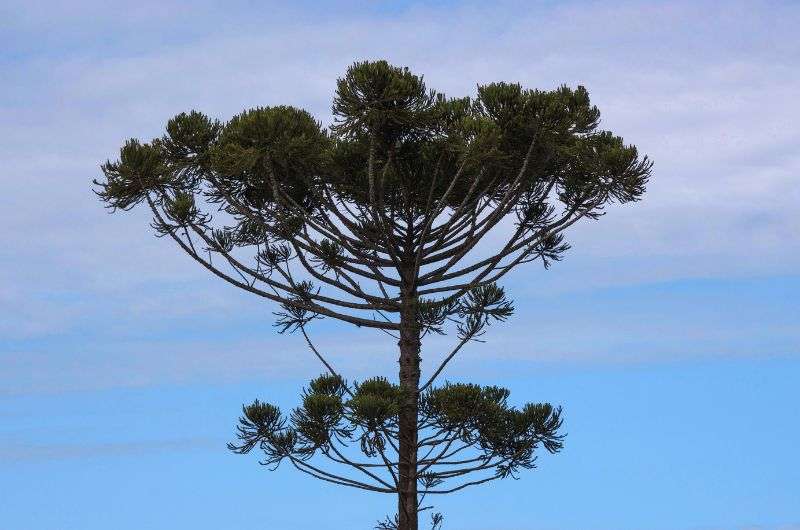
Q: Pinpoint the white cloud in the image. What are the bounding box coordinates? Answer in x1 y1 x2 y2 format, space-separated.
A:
1 0 799 390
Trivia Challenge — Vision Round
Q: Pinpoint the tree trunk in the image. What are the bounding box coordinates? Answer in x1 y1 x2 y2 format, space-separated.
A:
397 293 420 530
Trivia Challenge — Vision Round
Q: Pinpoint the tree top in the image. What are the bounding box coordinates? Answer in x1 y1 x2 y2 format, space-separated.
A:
98 59 650 219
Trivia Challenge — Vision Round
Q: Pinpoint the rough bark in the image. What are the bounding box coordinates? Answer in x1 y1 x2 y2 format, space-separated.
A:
397 287 421 530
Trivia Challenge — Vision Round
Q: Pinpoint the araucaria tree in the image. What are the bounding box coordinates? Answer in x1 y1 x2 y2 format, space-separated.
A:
95 60 651 530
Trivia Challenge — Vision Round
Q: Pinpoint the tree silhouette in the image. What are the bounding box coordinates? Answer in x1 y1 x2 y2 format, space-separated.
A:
95 60 651 530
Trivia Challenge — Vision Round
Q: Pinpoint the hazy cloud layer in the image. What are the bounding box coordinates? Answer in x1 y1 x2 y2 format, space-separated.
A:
0 437 218 462
2 0 799 392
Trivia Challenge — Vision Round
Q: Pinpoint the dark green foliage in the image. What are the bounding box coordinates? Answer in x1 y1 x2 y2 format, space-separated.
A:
228 400 285 456
96 60 649 248
98 139 167 210
312 238 345 273
454 283 514 339
229 374 562 485
209 106 329 211
422 383 563 477
273 280 320 333
332 60 436 143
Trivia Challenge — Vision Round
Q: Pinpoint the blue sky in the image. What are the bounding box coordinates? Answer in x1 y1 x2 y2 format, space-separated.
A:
1 1 798 529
